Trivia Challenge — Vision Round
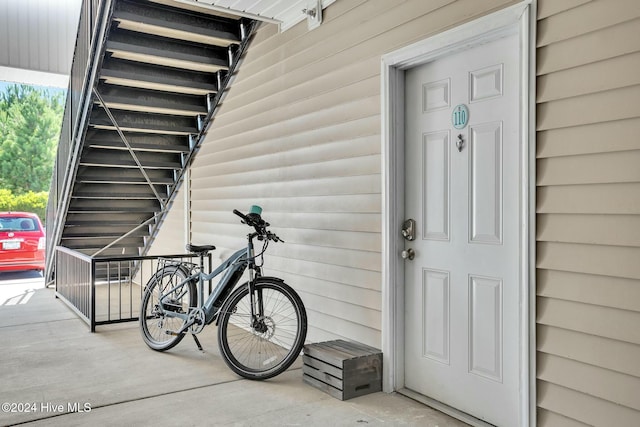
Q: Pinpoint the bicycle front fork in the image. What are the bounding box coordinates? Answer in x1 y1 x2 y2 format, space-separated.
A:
248 266 264 327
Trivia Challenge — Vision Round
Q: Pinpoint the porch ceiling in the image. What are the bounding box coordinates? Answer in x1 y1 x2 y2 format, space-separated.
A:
0 0 82 88
169 0 336 31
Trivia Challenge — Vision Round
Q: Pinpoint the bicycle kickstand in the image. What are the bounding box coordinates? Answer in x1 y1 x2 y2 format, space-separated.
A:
167 321 204 351
191 333 204 352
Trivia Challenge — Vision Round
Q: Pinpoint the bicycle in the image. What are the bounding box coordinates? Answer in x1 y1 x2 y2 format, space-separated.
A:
139 206 307 380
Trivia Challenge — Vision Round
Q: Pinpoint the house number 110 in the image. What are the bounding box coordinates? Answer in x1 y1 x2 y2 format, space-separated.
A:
452 104 469 129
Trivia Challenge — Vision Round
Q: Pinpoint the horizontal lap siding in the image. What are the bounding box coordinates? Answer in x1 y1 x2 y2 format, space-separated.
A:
188 0 513 348
536 1 640 425
147 187 187 255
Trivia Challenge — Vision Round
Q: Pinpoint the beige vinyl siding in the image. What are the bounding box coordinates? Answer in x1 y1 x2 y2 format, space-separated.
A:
536 0 591 20
146 187 187 255
188 0 515 348
536 1 640 425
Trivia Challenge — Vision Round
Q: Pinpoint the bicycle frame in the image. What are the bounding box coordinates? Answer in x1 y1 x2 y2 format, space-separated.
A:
141 207 306 380
157 235 260 327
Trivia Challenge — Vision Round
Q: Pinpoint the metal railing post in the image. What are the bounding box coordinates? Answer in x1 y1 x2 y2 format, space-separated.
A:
90 258 96 332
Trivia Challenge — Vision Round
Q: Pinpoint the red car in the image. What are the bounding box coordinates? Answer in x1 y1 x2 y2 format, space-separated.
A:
0 212 46 274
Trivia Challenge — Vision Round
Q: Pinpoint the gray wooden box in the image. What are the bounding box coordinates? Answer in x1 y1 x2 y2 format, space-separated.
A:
302 340 382 400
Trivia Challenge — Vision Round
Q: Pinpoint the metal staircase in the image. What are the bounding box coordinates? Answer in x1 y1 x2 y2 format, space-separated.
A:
46 0 256 280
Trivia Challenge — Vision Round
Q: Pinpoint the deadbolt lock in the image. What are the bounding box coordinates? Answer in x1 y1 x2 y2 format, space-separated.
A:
402 219 416 241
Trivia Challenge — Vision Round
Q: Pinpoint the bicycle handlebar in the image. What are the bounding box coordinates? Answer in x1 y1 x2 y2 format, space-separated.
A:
233 209 268 227
232 209 250 223
233 208 283 242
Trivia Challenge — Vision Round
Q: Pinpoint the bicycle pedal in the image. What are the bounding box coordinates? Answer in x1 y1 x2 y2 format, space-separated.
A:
174 321 195 335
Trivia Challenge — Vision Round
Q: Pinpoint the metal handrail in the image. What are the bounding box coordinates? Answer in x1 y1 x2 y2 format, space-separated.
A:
55 246 211 332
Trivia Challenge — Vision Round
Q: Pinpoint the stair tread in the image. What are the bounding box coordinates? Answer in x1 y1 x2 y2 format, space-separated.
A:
106 30 229 73
71 193 163 199
79 159 183 169
89 109 200 135
68 207 159 213
113 0 240 47
100 65 218 95
113 12 239 47
76 177 175 184
86 140 189 153
62 233 147 239
96 83 208 116
64 222 148 227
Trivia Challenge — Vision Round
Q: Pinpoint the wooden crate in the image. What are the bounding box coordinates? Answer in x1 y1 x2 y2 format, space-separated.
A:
302 340 382 400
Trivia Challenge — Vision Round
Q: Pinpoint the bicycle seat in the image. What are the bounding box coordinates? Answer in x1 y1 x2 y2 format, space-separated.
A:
186 244 216 255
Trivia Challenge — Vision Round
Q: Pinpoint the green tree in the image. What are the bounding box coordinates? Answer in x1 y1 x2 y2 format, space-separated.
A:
15 191 48 221
0 188 16 211
0 84 64 194
0 189 47 222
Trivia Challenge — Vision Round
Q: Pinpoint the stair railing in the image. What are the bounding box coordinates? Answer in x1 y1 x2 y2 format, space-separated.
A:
45 0 115 282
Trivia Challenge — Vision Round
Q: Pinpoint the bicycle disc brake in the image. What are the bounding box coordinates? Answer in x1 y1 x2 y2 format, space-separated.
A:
253 316 275 340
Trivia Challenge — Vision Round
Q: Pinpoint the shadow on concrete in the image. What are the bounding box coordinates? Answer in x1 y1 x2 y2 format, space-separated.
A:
0 270 44 282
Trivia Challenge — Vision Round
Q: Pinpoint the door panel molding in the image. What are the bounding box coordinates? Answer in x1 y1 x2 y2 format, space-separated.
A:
470 63 504 103
469 274 504 382
422 268 451 364
469 121 503 245
381 2 535 426
422 130 451 241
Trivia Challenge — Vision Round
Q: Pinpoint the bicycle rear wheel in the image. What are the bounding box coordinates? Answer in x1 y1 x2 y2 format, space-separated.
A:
140 265 196 351
217 278 307 380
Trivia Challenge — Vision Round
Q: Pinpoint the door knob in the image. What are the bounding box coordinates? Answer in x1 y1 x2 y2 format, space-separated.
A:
401 248 415 260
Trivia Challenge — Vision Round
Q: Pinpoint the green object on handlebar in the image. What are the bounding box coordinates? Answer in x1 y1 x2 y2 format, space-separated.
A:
249 205 262 216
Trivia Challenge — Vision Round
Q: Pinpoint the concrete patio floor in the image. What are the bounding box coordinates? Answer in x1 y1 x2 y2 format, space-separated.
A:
0 272 467 426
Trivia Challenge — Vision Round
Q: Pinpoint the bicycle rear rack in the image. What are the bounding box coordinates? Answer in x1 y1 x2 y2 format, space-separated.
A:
156 257 200 277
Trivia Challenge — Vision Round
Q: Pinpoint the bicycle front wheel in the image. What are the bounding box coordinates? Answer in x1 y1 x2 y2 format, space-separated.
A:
217 278 307 380
140 265 196 351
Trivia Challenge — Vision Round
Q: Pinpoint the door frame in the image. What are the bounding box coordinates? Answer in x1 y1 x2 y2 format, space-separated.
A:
380 2 536 426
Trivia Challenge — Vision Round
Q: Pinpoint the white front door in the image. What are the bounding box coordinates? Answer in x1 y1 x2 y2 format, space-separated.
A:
403 33 521 426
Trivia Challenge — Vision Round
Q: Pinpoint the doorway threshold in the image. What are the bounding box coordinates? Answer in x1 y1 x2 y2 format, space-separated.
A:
398 388 495 427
